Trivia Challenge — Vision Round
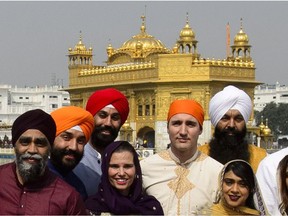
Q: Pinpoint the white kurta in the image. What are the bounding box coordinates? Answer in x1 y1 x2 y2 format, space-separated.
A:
140 149 223 216
256 147 288 216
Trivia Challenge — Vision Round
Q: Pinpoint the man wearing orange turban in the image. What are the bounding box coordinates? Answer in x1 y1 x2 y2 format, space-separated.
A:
74 88 130 196
49 106 94 200
141 99 223 215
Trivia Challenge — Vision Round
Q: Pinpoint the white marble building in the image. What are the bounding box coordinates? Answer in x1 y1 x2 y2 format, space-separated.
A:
254 82 288 112
0 84 70 140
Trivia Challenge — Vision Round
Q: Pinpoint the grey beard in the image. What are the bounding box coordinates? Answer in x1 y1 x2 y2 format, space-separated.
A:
16 152 49 183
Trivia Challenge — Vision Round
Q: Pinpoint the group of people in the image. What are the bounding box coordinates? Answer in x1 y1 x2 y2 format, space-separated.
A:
0 85 287 215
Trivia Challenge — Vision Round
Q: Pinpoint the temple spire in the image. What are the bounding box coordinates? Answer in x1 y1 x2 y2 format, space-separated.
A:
140 15 146 33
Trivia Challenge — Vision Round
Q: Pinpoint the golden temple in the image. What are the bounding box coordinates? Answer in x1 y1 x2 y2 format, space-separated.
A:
66 15 260 151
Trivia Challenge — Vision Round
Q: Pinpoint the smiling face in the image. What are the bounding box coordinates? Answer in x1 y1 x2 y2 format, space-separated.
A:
51 128 87 172
14 129 50 184
90 107 122 150
108 150 136 196
222 170 250 208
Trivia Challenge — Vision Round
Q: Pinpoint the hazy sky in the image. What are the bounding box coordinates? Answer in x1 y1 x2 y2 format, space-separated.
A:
0 1 287 87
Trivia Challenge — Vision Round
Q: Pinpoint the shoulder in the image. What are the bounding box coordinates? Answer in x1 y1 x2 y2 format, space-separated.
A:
141 150 169 163
265 147 288 161
140 152 159 167
140 150 173 174
0 163 15 182
52 176 85 209
75 144 101 172
258 147 288 169
198 143 210 154
52 173 81 195
247 145 267 172
197 151 224 170
210 203 225 213
248 145 267 161
83 143 101 158
249 144 267 154
0 162 13 170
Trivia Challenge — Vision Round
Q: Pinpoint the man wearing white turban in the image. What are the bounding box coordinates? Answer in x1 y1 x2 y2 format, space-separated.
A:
198 85 267 173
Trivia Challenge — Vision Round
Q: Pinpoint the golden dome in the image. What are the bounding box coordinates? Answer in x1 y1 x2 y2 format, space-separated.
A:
234 20 249 45
73 34 87 51
263 118 272 136
172 43 178 53
263 126 271 136
179 14 195 41
107 43 113 51
259 116 265 133
119 15 168 54
106 43 114 57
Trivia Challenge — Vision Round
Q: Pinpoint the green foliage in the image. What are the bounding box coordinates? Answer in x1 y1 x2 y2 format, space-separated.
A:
254 102 288 139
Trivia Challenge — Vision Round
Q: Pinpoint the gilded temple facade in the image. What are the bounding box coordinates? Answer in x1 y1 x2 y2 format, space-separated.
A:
66 16 260 151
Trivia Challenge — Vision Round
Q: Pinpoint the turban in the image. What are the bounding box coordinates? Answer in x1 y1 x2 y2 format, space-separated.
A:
12 109 56 146
167 99 204 126
51 106 95 140
209 85 252 127
86 88 129 126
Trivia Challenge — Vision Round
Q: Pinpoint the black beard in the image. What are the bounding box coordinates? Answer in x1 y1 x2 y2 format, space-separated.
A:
209 126 250 165
15 150 48 183
50 147 83 173
90 125 119 150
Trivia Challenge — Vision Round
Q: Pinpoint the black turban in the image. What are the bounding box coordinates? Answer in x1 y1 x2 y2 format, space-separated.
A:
12 109 56 146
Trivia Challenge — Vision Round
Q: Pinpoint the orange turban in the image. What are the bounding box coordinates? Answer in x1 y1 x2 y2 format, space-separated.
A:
167 99 204 126
51 106 95 140
86 88 129 126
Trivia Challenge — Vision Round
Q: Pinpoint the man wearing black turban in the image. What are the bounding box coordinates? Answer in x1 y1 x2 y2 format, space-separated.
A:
12 109 56 184
0 109 87 215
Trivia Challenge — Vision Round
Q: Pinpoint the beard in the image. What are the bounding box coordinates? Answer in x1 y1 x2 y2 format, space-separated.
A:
90 125 119 150
15 150 49 183
209 126 250 165
50 147 83 173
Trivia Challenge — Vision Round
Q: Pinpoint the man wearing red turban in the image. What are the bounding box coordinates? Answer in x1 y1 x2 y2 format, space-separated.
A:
49 106 94 200
74 88 130 196
140 99 223 215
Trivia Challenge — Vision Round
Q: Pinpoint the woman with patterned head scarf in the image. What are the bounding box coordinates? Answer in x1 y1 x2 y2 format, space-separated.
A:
210 159 267 215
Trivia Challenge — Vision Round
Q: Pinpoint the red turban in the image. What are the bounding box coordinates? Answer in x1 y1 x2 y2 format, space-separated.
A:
167 99 204 126
12 109 56 146
51 106 95 140
86 88 129 126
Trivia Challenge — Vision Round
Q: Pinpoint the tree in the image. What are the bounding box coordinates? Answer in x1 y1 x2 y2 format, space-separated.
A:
254 102 288 139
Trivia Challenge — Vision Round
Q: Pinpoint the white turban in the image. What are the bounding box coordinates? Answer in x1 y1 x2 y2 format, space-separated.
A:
209 85 252 127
